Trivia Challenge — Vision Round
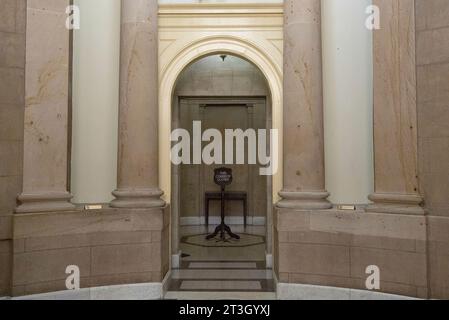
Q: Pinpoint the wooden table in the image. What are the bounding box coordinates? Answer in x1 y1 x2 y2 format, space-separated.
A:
205 191 248 228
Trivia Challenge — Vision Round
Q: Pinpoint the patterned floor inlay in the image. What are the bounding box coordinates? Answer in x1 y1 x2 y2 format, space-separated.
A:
172 269 273 280
164 292 276 300
188 262 258 269
180 281 262 291
168 260 274 294
181 233 265 248
165 225 274 298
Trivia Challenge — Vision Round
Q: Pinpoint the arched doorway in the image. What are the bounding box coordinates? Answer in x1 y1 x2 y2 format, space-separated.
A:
159 36 283 272
159 36 283 202
158 4 283 296
166 52 276 294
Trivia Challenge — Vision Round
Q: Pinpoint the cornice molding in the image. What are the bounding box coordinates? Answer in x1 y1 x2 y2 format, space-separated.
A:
158 2 284 16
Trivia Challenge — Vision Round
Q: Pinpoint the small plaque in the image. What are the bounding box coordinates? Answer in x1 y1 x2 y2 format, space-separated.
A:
338 205 356 211
214 167 233 187
85 204 103 210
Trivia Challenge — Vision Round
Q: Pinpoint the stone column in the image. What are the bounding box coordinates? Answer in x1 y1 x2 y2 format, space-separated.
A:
16 1 75 213
321 0 374 205
111 0 165 208
366 0 423 215
277 0 332 210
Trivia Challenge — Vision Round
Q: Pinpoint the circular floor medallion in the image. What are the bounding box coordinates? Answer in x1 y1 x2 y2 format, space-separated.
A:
181 233 265 248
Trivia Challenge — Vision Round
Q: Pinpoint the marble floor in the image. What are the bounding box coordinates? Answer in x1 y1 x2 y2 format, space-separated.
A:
165 225 275 300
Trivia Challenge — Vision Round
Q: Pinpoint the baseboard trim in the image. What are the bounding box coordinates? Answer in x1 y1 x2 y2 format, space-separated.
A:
265 253 273 269
172 251 181 269
180 216 266 226
276 283 419 300
12 282 164 300
162 270 172 298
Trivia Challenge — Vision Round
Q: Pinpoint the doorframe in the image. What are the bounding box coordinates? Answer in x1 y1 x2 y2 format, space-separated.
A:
170 96 273 268
158 3 283 272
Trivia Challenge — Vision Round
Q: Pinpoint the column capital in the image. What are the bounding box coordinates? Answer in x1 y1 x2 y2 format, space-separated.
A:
111 188 166 209
277 190 332 210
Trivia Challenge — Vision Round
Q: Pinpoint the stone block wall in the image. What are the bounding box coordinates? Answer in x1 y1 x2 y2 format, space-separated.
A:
11 207 170 297
274 209 428 298
416 0 449 299
0 0 26 296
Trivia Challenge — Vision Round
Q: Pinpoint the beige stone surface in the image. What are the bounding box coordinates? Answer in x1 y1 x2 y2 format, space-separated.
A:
91 243 160 275
0 0 26 297
13 247 91 286
111 0 164 209
13 208 166 239
368 0 422 215
278 0 331 210
0 0 17 33
275 207 429 298
11 207 170 297
15 0 74 213
88 272 157 288
427 216 449 298
0 240 12 296
278 242 351 277
0 216 13 240
0 32 25 68
416 0 449 299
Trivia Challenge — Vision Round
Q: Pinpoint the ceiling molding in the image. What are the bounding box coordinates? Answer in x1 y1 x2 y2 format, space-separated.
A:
158 2 284 16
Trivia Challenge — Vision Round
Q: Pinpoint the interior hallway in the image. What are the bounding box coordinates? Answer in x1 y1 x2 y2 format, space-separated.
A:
165 225 275 300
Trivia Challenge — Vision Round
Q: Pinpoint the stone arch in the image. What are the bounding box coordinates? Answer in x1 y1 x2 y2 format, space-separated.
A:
159 35 283 201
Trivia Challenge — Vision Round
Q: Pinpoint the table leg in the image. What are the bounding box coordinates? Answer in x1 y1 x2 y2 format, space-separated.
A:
243 197 247 229
205 197 209 228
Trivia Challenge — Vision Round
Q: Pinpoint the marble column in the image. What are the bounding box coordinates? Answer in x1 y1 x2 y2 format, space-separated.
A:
16 1 75 213
322 0 374 205
111 0 165 208
277 0 332 210
366 0 423 215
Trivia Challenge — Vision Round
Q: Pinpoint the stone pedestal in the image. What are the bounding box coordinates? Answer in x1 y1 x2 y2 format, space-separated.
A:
16 1 75 213
366 0 423 215
277 0 331 210
111 0 165 208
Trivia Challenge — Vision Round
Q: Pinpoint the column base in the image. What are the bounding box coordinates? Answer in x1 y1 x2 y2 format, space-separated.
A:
366 193 424 215
111 188 166 208
15 191 75 214
276 190 332 210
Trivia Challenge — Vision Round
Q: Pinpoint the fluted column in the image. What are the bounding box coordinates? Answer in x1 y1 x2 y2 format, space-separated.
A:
366 0 423 215
16 1 75 213
277 0 331 210
111 0 165 208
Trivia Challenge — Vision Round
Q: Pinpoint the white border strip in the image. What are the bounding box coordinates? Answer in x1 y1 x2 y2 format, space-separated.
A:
276 283 419 300
9 282 164 300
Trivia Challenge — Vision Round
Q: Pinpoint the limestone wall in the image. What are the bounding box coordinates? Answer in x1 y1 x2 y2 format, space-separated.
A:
0 0 26 297
416 0 449 299
11 207 169 296
274 209 428 298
